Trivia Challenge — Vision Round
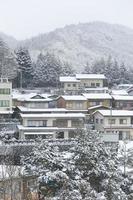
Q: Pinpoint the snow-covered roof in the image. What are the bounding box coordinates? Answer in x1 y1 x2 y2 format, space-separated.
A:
111 90 128 95
76 74 106 79
18 98 52 102
20 113 85 118
117 84 133 90
12 92 37 99
0 111 13 114
88 105 109 110
112 95 133 101
95 109 133 117
59 76 80 82
61 95 87 101
82 93 112 99
17 106 68 113
84 87 108 91
17 125 78 131
24 132 54 135
12 92 52 101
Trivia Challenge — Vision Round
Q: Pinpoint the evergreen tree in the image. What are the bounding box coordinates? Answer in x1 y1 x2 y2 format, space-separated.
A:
61 62 75 76
0 38 18 79
22 130 128 199
73 130 127 199
15 47 33 88
84 62 92 74
119 62 130 84
91 57 106 74
33 52 62 87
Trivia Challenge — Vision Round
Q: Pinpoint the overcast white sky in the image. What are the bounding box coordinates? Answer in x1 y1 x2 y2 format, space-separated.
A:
0 0 133 40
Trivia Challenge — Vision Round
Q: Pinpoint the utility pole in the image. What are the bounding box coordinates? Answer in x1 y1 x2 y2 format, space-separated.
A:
20 70 22 90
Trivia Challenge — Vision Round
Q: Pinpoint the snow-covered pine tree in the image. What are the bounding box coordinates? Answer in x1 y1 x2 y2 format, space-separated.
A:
91 57 106 74
33 52 62 87
15 47 33 87
61 61 75 76
0 38 18 79
73 129 128 199
83 62 92 74
119 62 130 84
22 139 96 199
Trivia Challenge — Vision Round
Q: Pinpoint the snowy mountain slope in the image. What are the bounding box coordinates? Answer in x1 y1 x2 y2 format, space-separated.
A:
19 22 133 71
1 22 133 72
0 32 18 49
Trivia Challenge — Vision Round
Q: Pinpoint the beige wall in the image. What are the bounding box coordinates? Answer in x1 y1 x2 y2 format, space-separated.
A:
63 79 104 91
66 100 88 110
64 82 79 91
88 99 111 108
80 79 103 88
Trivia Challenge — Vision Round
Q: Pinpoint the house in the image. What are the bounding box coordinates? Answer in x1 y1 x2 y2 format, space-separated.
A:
111 89 128 96
82 93 112 108
57 95 88 112
17 112 85 140
117 84 133 90
84 87 109 93
93 109 133 140
76 74 107 88
0 165 38 200
112 95 133 110
12 93 56 109
59 76 80 93
59 74 107 93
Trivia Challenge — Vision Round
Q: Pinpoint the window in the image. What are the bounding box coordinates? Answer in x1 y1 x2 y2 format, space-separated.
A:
74 102 83 109
66 102 72 109
108 119 116 124
27 120 47 127
73 83 76 87
15 181 21 193
0 100 10 107
95 119 99 124
56 132 64 139
0 88 10 94
67 84 71 87
72 120 83 127
90 101 102 106
91 83 95 87
100 119 103 124
54 119 67 127
119 119 127 124
96 83 100 87
2 78 8 83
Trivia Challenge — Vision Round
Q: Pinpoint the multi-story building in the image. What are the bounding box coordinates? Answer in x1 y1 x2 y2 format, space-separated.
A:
0 78 12 112
12 93 56 109
17 111 85 140
112 95 133 110
82 93 112 108
76 74 107 88
59 74 107 93
93 109 133 140
57 95 88 112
